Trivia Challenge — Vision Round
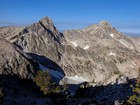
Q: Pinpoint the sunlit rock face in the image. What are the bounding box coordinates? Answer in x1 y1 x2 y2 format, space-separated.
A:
0 38 39 79
62 20 140 84
1 16 140 85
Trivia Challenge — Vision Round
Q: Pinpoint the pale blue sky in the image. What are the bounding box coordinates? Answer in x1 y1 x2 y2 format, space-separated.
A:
0 0 140 35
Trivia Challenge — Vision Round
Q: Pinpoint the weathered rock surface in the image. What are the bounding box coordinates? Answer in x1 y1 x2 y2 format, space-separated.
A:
0 26 24 38
129 37 140 53
5 17 64 64
1 17 140 85
62 21 140 84
0 38 39 78
0 16 140 104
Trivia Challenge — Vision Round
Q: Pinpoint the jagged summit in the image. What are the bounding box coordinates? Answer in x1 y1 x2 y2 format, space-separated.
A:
99 20 111 26
0 16 140 84
22 16 58 34
64 20 118 42
5 16 63 63
39 16 52 23
39 16 55 31
0 16 140 104
78 20 113 33
98 20 113 30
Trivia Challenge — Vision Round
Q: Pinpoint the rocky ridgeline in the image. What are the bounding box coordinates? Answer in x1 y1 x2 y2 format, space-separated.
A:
2 17 140 84
0 16 140 104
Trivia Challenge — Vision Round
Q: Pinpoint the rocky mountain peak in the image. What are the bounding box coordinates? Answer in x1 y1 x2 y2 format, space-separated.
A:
39 16 53 24
99 20 112 28
79 20 113 34
4 16 64 64
39 16 55 32
0 16 139 85
0 16 140 105
22 16 57 34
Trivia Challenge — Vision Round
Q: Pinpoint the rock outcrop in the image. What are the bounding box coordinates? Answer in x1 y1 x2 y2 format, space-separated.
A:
0 16 140 104
6 17 64 64
0 26 24 38
62 21 140 84
129 37 140 53
0 38 39 78
1 17 140 85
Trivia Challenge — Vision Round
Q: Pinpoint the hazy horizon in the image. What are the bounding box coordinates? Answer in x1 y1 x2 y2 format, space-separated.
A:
0 0 140 36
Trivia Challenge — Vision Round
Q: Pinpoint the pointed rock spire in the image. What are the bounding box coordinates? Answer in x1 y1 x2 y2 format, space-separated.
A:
99 20 112 28
39 16 55 31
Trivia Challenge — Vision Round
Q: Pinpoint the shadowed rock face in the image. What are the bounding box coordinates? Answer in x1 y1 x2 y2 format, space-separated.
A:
0 38 39 79
1 16 140 85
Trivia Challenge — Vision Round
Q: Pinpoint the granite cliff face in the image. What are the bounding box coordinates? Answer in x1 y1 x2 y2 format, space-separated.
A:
6 17 64 63
0 16 140 104
129 37 140 53
0 38 39 79
1 17 140 85
62 21 140 84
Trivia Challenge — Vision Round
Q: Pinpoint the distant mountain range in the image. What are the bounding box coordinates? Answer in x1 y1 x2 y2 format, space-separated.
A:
124 32 140 37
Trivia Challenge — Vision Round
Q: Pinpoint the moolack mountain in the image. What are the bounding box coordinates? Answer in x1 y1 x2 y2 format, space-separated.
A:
0 16 140 105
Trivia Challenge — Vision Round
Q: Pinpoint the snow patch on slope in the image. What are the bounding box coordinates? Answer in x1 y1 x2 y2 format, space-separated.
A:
132 61 136 66
62 42 64 45
130 65 134 68
39 63 48 71
50 70 64 79
109 33 114 38
108 52 116 56
84 45 89 50
39 63 64 79
71 41 77 47
64 75 87 84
